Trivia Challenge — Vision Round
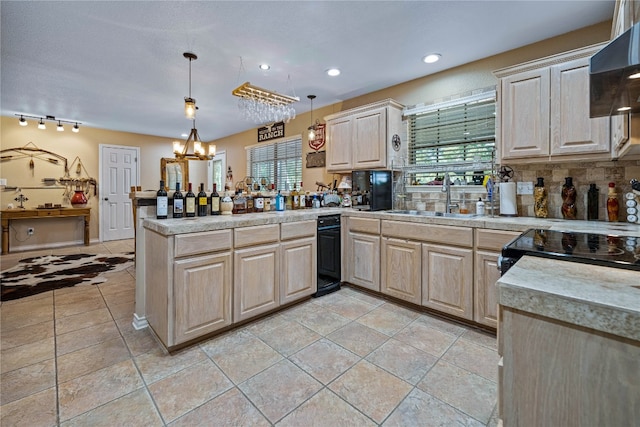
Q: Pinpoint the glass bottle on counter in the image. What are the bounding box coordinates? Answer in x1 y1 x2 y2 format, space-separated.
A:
185 183 196 217
587 183 599 220
291 184 299 210
233 191 247 214
246 192 254 213
298 182 305 209
156 180 168 219
197 183 208 216
276 191 285 211
607 182 619 222
210 183 221 215
220 191 233 215
533 177 548 218
173 182 184 218
254 192 264 212
561 177 577 220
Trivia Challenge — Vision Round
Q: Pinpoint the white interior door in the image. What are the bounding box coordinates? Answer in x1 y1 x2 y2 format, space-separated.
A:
207 150 226 192
100 145 139 241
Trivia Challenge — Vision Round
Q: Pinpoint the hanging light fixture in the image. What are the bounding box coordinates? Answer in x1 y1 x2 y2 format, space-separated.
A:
15 114 80 131
307 95 317 140
38 119 46 129
18 115 27 126
174 52 215 160
57 121 64 131
184 52 197 119
72 123 80 133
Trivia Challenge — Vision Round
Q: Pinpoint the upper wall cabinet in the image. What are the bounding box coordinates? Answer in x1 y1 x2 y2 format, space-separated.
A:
494 43 624 163
324 99 406 172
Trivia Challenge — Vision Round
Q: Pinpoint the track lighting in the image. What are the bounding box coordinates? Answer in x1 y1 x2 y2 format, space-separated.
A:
15 114 81 132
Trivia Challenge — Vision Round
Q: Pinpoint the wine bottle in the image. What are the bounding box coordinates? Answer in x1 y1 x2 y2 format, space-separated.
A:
291 183 299 210
185 183 196 217
197 183 208 216
156 180 168 219
210 183 221 215
173 182 184 218
298 181 305 208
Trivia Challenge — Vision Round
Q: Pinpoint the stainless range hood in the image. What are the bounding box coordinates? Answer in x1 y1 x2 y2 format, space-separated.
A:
590 22 640 118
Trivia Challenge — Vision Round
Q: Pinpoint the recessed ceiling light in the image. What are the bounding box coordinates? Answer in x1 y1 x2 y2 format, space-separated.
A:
628 72 640 79
617 106 631 112
422 53 441 64
326 68 341 77
259 64 271 71
181 133 189 138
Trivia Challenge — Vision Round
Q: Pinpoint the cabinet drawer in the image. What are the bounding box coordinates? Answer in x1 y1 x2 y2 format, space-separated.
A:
281 220 316 240
347 217 380 234
475 229 521 251
175 229 232 257
381 220 473 247
235 224 279 248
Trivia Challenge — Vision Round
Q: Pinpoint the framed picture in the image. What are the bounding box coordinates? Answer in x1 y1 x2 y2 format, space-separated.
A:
306 150 326 168
160 158 189 191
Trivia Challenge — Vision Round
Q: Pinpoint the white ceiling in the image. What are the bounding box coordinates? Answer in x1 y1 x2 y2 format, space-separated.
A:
1 1 614 141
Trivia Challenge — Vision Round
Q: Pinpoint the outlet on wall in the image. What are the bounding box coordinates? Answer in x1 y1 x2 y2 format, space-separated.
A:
516 181 534 195
27 227 34 235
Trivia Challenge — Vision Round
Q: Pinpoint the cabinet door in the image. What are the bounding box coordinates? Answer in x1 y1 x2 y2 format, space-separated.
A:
326 116 353 171
381 237 421 304
234 244 279 322
550 58 610 156
474 250 501 328
174 252 232 345
345 231 380 291
501 69 550 159
280 237 317 305
352 107 387 169
422 243 473 319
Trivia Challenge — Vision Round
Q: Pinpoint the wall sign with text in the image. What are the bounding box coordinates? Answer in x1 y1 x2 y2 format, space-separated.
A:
308 123 326 151
257 122 285 143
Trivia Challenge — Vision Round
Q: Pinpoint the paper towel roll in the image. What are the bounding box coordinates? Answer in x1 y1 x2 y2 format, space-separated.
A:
500 182 517 216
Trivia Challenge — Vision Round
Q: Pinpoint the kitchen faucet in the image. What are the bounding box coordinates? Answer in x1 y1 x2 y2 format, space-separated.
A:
441 172 458 213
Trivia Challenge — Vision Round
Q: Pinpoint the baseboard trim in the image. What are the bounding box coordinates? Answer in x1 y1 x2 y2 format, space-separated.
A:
132 313 148 330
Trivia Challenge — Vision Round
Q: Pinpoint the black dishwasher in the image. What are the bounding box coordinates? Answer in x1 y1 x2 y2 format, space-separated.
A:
315 214 341 297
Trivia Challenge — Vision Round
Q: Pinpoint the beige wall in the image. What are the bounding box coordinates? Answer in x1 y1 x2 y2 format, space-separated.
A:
0 20 613 251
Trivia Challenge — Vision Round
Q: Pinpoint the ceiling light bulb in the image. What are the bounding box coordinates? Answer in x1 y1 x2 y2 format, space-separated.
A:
308 127 316 140
173 141 183 154
38 119 46 130
184 97 196 119
327 68 341 77
628 72 640 79
617 106 632 112
208 144 216 157
19 115 27 126
422 53 441 64
259 64 271 71
72 123 80 133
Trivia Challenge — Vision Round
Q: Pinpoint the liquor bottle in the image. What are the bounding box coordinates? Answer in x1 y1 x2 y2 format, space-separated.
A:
533 177 548 218
255 192 264 212
561 177 577 220
587 183 599 220
246 192 254 213
185 183 196 217
156 180 168 219
210 183 221 215
173 182 184 218
197 183 208 216
276 191 285 211
298 182 305 209
291 183 299 210
607 182 619 222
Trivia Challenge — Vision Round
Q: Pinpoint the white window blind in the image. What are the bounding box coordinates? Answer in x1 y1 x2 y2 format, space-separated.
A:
246 136 302 191
406 90 496 182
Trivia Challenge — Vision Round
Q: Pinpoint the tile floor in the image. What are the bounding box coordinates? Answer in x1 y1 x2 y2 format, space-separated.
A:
1 240 499 426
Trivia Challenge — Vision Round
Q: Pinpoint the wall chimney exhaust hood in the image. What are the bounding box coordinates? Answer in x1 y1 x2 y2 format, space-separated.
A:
590 22 640 118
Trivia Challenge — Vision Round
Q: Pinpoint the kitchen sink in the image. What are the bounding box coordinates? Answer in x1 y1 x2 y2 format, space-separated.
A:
389 210 480 218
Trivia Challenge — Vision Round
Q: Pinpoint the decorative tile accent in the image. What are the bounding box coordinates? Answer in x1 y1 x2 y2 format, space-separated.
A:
289 338 360 384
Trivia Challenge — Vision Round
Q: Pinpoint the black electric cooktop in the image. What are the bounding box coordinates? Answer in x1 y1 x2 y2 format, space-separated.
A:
502 229 640 272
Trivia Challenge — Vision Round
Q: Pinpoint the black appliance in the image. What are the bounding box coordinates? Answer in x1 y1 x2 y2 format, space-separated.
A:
499 228 640 275
590 22 640 118
352 170 393 211
315 214 341 297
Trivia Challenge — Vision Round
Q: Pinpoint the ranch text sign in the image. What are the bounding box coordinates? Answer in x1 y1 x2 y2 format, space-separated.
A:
258 122 285 143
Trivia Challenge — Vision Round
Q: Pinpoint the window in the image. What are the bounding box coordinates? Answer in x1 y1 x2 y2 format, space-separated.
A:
246 136 302 191
405 89 496 183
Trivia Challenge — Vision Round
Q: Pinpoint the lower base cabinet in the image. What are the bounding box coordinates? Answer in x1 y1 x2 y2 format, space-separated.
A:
474 250 501 327
174 252 232 345
233 244 280 322
280 237 317 304
381 237 421 304
345 231 380 291
422 243 473 320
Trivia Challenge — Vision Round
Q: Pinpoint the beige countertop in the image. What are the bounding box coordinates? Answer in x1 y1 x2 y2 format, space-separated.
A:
497 255 640 341
143 207 640 237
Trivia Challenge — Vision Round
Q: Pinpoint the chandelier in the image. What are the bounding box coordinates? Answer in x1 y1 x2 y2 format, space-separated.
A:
173 52 215 160
232 81 299 124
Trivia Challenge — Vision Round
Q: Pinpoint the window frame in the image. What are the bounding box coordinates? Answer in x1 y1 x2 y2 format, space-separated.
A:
245 135 302 191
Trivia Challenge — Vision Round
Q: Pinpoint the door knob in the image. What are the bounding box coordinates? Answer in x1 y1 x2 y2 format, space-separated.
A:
104 198 109 201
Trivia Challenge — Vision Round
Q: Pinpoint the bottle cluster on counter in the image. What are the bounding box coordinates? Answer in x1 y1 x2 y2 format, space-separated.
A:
156 180 334 219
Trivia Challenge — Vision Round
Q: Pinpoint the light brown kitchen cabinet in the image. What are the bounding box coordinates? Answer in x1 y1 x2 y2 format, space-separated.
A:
381 237 421 304
233 243 280 322
324 99 405 172
422 243 473 320
496 44 614 163
174 252 232 345
474 229 521 328
344 217 381 291
280 220 317 305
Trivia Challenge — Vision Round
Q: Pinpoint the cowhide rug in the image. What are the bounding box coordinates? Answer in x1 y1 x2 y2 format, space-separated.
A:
1 252 134 301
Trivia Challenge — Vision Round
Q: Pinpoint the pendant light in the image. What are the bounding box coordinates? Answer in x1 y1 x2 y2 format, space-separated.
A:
38 119 46 129
18 115 27 126
184 52 197 119
307 95 316 140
